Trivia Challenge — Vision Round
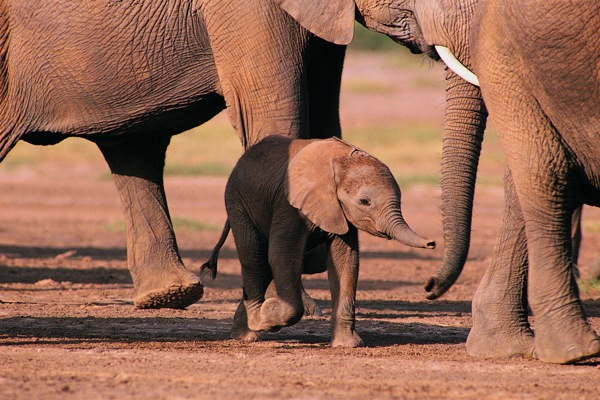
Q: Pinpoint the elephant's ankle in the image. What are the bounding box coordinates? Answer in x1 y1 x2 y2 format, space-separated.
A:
532 309 600 364
467 298 534 359
331 328 363 348
248 297 303 332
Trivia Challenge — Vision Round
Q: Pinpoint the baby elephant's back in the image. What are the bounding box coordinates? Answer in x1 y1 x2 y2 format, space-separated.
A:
225 135 310 212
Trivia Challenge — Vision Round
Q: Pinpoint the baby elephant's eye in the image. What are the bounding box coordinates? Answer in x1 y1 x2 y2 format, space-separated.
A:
359 197 371 206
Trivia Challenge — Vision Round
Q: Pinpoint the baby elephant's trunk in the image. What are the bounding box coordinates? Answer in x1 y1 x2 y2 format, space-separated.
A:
389 216 436 249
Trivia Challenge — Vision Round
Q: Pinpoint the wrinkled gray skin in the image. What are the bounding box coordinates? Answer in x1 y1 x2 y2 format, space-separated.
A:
284 0 599 363
0 1 346 308
204 135 434 347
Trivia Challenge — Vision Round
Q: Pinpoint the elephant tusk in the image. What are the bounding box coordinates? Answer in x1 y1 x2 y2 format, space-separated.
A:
434 45 480 87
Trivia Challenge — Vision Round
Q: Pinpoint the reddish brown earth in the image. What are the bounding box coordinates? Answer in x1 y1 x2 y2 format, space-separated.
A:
1 52 599 399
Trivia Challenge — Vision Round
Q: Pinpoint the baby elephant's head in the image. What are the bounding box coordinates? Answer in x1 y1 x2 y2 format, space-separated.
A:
286 138 435 249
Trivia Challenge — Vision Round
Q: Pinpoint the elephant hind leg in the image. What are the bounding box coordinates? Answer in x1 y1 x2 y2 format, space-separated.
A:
230 299 261 342
98 135 203 309
467 168 535 359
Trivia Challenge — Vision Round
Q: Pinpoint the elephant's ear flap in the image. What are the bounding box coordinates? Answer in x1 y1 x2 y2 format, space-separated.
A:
275 0 355 45
286 140 349 235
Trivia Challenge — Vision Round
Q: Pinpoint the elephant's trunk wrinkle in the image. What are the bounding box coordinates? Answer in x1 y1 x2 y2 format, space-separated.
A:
427 71 487 300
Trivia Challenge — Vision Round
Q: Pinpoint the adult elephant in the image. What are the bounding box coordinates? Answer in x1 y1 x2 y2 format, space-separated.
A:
0 1 347 309
282 0 599 363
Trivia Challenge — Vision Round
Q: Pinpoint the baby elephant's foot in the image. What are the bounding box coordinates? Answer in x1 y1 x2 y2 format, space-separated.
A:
230 325 261 342
230 300 261 342
331 329 363 348
247 297 303 332
534 311 600 364
302 290 323 317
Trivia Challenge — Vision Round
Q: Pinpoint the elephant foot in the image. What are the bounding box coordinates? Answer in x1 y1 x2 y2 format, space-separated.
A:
134 270 203 309
230 325 261 342
331 329 363 348
466 323 535 359
302 290 323 317
230 299 262 342
468 288 535 359
247 297 303 332
266 282 323 317
533 312 600 364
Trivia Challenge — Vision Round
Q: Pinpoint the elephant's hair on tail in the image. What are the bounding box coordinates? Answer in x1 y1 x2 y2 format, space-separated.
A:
200 220 231 280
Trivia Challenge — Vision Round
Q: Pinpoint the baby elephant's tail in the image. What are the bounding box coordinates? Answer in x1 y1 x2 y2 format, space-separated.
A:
200 219 231 280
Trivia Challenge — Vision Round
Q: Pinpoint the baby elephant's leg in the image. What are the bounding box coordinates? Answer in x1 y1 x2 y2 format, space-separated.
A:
230 299 261 342
328 232 363 347
248 227 307 332
300 244 328 316
265 281 324 317
228 212 272 337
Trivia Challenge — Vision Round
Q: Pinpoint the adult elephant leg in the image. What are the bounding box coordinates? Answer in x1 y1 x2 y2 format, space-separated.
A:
570 205 583 278
305 38 345 138
201 3 312 147
97 135 203 309
294 40 346 316
467 167 534 359
488 92 599 364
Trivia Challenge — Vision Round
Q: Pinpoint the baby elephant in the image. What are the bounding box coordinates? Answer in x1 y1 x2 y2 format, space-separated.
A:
203 135 435 347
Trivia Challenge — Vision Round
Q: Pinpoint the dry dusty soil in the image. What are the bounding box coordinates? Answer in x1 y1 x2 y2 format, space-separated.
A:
0 52 599 399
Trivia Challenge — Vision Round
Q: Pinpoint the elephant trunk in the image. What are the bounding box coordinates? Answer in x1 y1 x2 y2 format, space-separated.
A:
424 69 487 300
387 213 436 249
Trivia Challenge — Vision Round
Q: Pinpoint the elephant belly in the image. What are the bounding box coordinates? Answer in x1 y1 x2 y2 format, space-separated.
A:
6 0 223 138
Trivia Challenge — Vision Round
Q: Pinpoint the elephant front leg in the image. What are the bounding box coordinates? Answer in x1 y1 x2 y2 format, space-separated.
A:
327 231 363 348
467 168 535 359
243 220 306 333
98 135 202 309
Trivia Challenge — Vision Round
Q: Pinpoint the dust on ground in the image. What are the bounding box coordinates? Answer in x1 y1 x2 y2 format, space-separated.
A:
0 52 599 399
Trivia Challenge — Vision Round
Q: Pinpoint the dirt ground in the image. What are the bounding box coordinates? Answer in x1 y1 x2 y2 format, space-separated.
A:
1 52 599 399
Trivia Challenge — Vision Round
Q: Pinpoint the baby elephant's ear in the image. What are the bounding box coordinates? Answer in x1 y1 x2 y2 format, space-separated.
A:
286 140 349 235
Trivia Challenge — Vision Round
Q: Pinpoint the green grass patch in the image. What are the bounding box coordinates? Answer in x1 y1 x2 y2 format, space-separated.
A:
349 23 400 52
166 118 242 176
582 221 600 234
0 136 106 171
348 23 438 71
342 79 394 94
102 216 221 233
395 173 440 187
476 175 504 186
164 162 232 177
578 278 600 292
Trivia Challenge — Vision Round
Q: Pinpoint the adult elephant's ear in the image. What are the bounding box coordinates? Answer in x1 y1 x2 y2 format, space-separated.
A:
275 0 355 45
286 140 349 235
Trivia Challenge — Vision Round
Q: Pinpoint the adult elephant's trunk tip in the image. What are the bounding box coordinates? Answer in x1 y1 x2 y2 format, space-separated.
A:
424 276 446 300
423 262 463 300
